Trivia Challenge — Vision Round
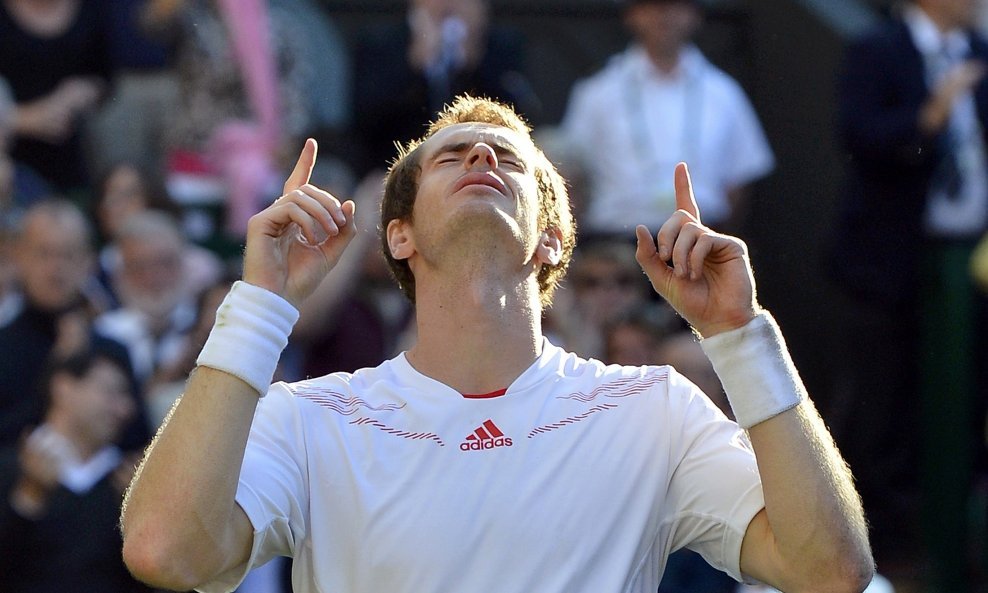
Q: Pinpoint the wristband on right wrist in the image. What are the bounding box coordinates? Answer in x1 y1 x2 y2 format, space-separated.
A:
196 281 299 396
700 311 806 429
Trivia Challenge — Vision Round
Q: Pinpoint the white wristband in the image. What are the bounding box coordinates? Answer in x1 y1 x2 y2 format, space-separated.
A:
196 281 299 396
700 311 806 429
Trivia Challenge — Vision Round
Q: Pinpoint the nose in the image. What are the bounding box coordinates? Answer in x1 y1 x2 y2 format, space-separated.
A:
465 142 498 171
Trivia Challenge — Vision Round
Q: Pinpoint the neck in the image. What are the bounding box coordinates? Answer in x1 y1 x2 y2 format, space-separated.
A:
406 266 544 395
919 3 964 34
643 45 683 75
47 418 99 461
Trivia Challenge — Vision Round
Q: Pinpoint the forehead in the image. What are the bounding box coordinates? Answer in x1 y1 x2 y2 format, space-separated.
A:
22 211 88 247
421 123 536 157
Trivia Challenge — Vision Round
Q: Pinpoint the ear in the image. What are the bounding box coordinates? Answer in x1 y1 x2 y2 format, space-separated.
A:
535 227 563 266
386 219 415 261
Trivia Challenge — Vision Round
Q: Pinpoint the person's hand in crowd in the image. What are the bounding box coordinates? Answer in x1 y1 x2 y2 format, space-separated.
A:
242 138 357 309
408 0 487 72
635 162 758 338
10 426 74 518
51 309 92 359
920 59 987 135
12 77 103 143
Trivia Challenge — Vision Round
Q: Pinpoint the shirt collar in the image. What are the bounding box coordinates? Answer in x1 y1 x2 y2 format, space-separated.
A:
904 4 970 59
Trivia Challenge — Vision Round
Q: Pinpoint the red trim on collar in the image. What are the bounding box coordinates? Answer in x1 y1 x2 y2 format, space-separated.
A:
461 388 508 399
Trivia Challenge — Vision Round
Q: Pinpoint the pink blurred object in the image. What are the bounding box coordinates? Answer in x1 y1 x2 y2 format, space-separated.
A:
209 0 282 236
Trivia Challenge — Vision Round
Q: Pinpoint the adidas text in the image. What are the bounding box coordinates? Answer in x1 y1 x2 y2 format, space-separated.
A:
460 437 513 451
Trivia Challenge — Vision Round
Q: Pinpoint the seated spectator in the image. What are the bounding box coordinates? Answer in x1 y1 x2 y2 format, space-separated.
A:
546 238 648 360
0 199 147 450
143 0 323 239
603 302 677 366
0 349 152 593
95 210 221 386
0 0 112 195
139 275 230 428
88 161 218 308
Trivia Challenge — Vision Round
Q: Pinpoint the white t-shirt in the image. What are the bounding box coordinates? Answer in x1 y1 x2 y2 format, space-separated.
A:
200 339 764 593
562 45 775 232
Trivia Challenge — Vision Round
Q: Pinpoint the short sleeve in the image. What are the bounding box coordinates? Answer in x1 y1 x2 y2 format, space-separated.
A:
196 383 309 593
661 370 765 583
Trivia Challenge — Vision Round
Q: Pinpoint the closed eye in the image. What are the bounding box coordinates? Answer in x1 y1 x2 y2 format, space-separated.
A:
435 154 462 165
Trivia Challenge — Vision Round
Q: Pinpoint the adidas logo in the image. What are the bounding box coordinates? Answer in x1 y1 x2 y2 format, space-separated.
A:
459 419 513 451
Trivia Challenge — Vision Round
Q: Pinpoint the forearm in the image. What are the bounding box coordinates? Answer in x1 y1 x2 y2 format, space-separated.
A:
121 367 257 589
122 282 298 589
703 313 872 591
747 402 872 591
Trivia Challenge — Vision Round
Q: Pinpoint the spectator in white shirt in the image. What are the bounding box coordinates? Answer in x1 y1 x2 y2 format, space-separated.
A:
562 0 774 235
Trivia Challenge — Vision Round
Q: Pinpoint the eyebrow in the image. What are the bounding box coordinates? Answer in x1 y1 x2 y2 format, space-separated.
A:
429 140 523 161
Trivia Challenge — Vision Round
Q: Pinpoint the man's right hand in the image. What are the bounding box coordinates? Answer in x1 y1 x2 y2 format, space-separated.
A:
920 59 987 135
243 139 357 309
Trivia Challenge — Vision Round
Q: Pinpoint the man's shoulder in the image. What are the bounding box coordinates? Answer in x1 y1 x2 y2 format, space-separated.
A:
552 347 673 389
277 355 405 402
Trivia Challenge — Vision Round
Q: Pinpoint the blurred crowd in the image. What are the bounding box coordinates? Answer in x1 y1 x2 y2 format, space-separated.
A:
0 0 986 592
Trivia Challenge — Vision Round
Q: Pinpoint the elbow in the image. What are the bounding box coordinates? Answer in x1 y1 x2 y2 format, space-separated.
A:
122 528 211 591
817 551 875 593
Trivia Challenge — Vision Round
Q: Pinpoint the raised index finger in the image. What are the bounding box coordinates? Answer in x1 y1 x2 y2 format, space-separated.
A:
284 138 318 194
674 162 701 221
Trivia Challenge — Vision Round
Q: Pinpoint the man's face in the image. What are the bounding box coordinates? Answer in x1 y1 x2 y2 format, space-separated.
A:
921 0 982 28
624 1 700 57
57 359 135 448
396 123 543 266
117 233 185 318
571 257 645 327
606 323 658 366
98 165 148 239
16 211 93 311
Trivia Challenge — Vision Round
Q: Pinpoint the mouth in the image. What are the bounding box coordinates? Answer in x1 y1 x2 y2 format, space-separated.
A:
451 172 508 196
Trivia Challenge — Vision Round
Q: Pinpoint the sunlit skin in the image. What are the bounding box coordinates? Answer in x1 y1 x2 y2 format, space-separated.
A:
624 1 701 73
120 107 873 592
15 207 93 311
389 123 546 292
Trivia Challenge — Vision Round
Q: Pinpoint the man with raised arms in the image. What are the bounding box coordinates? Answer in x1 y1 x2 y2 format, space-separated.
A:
120 96 873 593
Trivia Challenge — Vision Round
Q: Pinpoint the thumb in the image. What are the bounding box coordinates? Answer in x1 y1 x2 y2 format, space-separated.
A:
284 138 318 193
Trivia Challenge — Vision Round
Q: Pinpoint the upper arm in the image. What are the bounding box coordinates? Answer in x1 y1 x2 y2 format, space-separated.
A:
219 503 256 577
661 373 765 581
739 508 788 588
